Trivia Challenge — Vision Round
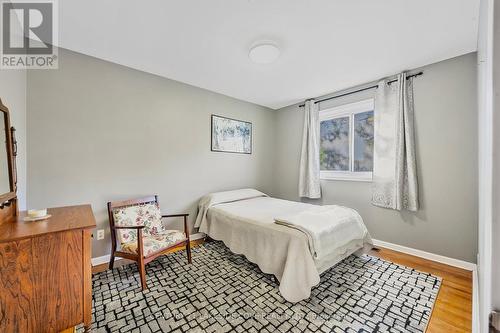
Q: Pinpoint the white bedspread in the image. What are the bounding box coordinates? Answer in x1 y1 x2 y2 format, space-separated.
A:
195 189 372 303
275 205 369 262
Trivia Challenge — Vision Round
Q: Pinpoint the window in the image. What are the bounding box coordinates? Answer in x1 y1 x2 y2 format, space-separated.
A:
319 99 374 181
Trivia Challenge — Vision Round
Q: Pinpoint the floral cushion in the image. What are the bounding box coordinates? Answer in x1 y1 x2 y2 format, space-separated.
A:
113 202 166 243
120 230 186 257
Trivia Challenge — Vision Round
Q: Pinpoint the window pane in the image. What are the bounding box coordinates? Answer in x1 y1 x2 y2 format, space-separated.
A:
320 117 350 171
353 111 374 172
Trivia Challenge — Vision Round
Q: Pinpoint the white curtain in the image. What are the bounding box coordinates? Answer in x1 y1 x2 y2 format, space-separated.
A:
372 73 419 211
299 99 321 199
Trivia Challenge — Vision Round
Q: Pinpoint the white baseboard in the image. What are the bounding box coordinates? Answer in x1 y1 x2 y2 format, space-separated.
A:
372 239 477 271
91 232 206 266
94 236 476 271
91 254 111 266
93 235 475 270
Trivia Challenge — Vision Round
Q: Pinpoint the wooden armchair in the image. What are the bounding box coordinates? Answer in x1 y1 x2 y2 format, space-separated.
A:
107 195 192 290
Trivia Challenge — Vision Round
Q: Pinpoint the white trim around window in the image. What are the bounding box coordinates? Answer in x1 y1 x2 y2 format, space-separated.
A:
320 170 373 182
319 99 374 182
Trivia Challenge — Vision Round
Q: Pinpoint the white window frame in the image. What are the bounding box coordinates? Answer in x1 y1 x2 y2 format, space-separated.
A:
319 99 374 182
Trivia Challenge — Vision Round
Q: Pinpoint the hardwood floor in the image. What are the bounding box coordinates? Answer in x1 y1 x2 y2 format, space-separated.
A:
368 247 472 333
93 241 473 332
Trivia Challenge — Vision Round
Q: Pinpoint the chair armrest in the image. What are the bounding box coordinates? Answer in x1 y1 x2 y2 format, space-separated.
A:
161 213 189 218
162 214 190 239
112 225 145 230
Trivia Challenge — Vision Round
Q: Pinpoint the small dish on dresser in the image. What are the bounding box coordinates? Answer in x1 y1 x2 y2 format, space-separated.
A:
25 209 51 221
28 208 47 217
24 214 52 222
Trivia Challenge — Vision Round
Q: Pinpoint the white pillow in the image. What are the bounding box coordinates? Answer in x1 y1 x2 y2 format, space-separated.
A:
194 188 268 228
202 188 267 206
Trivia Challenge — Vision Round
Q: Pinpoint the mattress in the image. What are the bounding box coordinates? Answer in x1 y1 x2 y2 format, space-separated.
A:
196 191 372 303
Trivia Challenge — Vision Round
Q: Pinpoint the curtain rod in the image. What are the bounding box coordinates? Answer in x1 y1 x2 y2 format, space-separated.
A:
298 71 423 108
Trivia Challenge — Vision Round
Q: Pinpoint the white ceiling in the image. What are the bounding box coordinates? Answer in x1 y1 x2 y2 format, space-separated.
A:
58 0 479 109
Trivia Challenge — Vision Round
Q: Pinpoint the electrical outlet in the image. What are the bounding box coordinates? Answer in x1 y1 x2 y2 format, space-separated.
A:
97 229 105 240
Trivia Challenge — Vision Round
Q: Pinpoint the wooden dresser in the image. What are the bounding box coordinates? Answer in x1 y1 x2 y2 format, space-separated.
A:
0 205 96 332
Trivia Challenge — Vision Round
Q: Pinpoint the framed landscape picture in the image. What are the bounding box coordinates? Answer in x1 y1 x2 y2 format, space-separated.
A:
211 115 252 154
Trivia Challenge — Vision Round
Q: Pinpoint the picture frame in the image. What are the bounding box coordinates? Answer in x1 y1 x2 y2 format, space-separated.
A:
211 115 252 154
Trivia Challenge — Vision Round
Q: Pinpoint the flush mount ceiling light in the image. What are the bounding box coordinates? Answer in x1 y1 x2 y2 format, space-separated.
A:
249 42 280 64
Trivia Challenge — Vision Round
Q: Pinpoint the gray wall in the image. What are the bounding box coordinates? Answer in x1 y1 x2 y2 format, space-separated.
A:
27 48 275 258
26 49 478 263
273 53 478 263
0 69 27 210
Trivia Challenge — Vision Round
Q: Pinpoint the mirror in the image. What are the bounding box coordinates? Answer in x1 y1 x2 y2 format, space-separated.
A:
0 98 16 211
0 112 10 195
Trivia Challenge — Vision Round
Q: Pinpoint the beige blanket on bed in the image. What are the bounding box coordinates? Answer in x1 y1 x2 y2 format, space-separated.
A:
275 205 369 262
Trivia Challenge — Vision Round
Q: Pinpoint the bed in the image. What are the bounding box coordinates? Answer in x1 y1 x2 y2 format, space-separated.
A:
194 189 373 303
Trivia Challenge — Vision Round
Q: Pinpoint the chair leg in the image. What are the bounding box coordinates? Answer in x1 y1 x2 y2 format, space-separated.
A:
186 239 192 264
109 252 115 270
138 258 147 290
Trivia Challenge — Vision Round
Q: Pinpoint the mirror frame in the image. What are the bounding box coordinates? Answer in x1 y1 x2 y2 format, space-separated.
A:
0 98 17 208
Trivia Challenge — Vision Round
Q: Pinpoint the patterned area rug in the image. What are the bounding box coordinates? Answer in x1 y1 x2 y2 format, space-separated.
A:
81 241 441 333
